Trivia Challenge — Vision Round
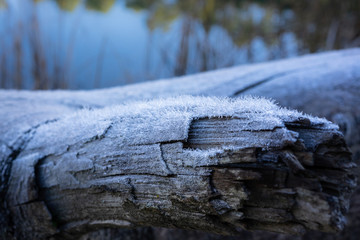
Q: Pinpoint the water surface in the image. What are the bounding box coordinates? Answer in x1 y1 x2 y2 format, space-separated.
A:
0 0 359 89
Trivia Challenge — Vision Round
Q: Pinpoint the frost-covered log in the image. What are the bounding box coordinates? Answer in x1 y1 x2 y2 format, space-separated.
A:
1 48 359 239
0 97 356 239
1 48 358 158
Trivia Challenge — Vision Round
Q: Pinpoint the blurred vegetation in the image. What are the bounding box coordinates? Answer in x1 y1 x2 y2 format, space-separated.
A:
54 0 81 12
123 0 360 75
0 0 359 89
0 0 72 89
0 0 7 8
85 0 116 13
31 0 360 52
125 0 360 51
41 0 359 53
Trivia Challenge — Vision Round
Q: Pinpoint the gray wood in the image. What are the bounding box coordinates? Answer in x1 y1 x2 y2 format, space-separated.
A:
1 48 359 239
0 97 356 239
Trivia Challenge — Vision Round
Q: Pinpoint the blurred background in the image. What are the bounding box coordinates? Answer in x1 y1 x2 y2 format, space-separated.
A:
0 0 359 90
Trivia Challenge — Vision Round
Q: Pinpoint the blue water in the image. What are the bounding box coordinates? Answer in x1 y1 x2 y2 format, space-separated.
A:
0 0 358 89
3 0 158 88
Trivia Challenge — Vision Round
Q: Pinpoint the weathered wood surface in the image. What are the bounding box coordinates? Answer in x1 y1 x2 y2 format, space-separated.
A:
0 48 359 239
0 96 356 239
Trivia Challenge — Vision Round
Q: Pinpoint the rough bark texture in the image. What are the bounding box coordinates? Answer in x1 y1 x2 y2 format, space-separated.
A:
0 48 359 239
1 97 355 239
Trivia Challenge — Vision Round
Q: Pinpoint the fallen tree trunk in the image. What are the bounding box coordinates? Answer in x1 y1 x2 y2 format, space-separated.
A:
1 48 359 239
0 97 356 239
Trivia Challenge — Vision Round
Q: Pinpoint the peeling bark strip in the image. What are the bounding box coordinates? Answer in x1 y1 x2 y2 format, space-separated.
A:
1 96 356 239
